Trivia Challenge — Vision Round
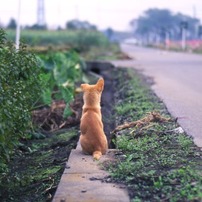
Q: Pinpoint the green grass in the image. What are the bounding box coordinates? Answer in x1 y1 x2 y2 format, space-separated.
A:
5 29 109 51
5 29 124 61
114 69 164 122
81 43 124 61
0 127 78 202
107 68 202 201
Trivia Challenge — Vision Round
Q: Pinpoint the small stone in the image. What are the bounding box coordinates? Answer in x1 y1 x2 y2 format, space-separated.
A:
65 165 70 169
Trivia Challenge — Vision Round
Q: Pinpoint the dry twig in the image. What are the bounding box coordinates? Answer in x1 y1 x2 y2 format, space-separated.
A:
112 111 171 133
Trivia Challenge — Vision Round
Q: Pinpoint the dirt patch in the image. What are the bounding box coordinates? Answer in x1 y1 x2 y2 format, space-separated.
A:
0 98 82 201
32 94 83 132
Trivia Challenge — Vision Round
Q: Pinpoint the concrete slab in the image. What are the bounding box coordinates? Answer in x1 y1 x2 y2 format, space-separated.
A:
64 149 111 174
53 149 130 202
53 173 129 202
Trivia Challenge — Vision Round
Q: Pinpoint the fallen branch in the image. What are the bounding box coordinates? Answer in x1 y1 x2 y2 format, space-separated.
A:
112 112 171 133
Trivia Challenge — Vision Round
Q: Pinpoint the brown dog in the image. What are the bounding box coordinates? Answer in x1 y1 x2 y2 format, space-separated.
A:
79 78 108 160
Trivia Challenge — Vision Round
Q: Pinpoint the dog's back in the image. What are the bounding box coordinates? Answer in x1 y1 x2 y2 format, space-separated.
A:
79 78 108 160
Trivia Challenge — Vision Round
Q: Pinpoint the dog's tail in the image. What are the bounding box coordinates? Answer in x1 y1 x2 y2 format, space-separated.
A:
93 151 102 160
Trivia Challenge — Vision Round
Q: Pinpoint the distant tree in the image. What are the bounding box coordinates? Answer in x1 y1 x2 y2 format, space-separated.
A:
25 24 47 30
57 26 63 31
137 9 174 34
7 18 17 29
66 19 97 30
131 8 200 43
174 12 199 38
198 25 202 38
66 20 77 30
104 28 114 41
0 22 3 28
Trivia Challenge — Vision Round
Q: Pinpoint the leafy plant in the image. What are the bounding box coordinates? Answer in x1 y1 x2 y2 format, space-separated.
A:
38 50 85 118
0 29 42 171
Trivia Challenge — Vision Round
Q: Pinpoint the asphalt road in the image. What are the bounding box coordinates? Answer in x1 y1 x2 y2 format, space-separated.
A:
113 44 202 147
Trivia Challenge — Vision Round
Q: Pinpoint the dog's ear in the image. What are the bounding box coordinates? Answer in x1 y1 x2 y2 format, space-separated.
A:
96 78 104 92
80 84 89 91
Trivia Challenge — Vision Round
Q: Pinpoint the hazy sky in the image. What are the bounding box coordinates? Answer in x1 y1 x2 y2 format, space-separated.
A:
0 0 202 31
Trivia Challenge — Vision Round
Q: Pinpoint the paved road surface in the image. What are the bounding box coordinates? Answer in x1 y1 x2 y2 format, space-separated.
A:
112 44 202 147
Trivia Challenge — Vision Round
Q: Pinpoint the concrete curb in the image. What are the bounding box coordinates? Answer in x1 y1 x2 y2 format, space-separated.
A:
53 61 130 202
52 148 130 202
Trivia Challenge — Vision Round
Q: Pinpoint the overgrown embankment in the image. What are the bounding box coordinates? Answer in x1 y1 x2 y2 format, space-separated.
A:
106 68 202 202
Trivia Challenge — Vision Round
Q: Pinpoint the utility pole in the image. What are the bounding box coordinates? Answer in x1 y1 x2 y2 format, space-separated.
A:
193 5 199 38
198 25 202 39
75 5 79 20
165 31 170 50
181 27 186 50
180 21 188 51
37 0 45 26
15 0 21 50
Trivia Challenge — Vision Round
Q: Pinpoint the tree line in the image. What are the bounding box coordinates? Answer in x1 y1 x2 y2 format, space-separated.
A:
0 18 97 31
130 8 202 44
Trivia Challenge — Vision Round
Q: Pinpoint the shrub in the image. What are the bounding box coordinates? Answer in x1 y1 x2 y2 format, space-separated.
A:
0 29 42 170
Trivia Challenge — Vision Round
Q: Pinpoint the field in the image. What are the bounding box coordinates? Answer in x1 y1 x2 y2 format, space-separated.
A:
5 29 129 60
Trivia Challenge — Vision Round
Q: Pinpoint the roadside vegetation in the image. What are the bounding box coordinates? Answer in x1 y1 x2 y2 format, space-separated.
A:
0 28 125 201
0 29 42 171
0 28 85 201
107 68 202 201
6 29 109 50
149 41 202 54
